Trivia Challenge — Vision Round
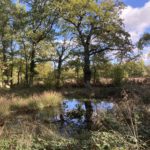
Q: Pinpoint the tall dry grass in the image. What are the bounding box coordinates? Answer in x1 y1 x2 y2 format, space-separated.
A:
0 91 63 117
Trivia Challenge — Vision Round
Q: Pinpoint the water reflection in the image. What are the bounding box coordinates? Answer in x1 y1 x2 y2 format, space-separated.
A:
36 99 114 133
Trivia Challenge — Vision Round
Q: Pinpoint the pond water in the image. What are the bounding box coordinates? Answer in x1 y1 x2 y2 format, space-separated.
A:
36 99 115 134
63 99 114 112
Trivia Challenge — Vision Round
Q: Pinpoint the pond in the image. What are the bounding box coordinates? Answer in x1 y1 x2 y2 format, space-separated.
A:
36 99 115 135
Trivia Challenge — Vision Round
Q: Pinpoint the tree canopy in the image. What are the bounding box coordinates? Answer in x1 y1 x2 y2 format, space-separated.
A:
0 0 139 88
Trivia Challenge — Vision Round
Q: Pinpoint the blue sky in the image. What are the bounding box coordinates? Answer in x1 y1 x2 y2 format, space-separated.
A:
123 0 149 7
13 0 149 8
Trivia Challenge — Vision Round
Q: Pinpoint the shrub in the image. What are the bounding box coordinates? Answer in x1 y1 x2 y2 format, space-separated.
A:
112 65 127 86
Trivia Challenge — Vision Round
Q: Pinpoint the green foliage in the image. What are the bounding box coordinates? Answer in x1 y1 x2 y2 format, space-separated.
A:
123 61 146 77
0 0 139 87
112 65 126 86
56 0 132 85
0 132 134 150
145 65 150 77
35 62 52 83
45 71 56 87
0 130 144 150
138 33 150 49
90 131 127 150
0 139 11 150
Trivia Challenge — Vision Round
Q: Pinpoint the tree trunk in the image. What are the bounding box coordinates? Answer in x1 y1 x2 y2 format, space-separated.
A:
29 44 36 86
76 67 79 84
10 40 14 88
93 66 97 86
25 59 29 85
56 58 62 88
1 27 9 87
83 46 91 88
23 41 29 85
17 66 21 85
10 64 14 87
2 43 9 87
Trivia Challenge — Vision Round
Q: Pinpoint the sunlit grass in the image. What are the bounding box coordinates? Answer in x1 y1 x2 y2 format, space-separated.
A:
0 91 62 117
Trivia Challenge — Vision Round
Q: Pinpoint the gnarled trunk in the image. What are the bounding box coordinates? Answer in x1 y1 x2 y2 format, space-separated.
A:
83 46 91 88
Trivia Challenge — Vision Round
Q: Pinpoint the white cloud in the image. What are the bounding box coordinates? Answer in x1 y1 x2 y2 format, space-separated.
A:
142 53 149 61
121 1 150 43
140 46 150 64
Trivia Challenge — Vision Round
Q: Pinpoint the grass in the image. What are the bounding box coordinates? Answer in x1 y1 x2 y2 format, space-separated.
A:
0 115 76 150
0 84 149 149
0 112 148 150
0 91 62 117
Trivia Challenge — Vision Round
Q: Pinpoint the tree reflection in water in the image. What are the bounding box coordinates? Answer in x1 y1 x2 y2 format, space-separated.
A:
84 100 93 129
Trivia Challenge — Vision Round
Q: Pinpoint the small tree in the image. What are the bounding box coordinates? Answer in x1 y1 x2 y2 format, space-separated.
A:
112 65 126 86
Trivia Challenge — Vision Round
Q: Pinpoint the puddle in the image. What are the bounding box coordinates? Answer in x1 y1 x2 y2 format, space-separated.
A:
36 99 114 132
63 99 114 111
